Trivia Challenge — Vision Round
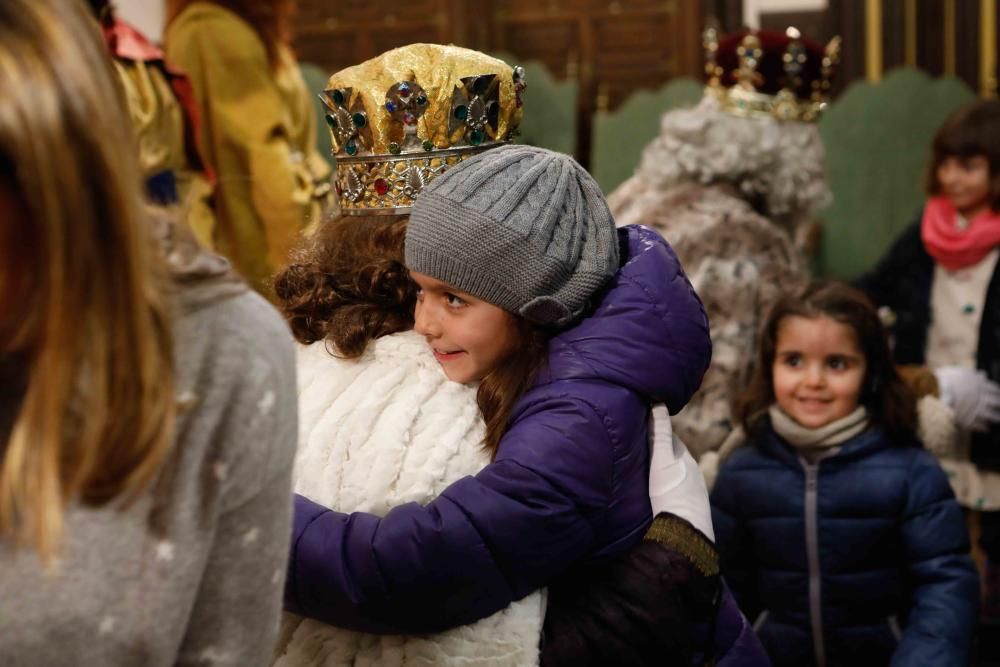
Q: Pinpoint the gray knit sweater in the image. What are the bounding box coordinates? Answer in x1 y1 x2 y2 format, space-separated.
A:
0 280 297 666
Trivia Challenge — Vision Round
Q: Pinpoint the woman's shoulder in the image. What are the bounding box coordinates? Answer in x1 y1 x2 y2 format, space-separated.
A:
296 330 455 401
171 287 297 508
297 330 438 372
176 285 293 380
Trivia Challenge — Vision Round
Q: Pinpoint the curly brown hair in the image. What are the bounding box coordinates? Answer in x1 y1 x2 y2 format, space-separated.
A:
478 320 549 459
274 215 416 358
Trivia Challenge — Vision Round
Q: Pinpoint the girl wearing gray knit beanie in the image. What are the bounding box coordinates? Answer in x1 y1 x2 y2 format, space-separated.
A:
286 143 768 665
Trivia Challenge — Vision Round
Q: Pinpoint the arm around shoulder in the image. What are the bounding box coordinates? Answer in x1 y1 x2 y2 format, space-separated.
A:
284 394 612 634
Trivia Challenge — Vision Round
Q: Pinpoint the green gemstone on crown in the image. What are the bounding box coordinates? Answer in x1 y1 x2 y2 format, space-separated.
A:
422 140 434 151
352 112 367 128
454 105 468 121
345 139 358 156
325 114 337 129
388 142 401 155
470 128 485 145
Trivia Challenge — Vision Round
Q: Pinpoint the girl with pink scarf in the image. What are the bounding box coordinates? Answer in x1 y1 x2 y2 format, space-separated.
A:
858 99 1000 627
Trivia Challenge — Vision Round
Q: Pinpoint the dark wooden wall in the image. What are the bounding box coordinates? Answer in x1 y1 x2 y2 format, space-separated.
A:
292 0 704 165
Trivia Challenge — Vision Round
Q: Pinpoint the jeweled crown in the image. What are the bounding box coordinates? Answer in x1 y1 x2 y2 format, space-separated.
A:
704 27 841 122
322 44 526 215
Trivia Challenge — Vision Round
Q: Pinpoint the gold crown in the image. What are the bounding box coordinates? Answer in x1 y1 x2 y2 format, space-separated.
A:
704 27 841 123
322 44 525 215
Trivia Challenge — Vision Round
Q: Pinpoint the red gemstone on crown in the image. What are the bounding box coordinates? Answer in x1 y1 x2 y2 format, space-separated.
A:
374 178 390 195
403 112 416 125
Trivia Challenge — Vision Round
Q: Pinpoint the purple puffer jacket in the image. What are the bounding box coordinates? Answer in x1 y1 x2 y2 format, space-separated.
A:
285 225 712 633
714 582 773 667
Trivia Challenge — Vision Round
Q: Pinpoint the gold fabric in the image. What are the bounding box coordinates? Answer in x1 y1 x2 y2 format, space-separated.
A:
165 3 333 298
111 58 217 248
643 513 720 577
326 44 522 155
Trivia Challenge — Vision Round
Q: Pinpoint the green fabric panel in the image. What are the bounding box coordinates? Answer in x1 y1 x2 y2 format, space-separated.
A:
591 78 703 195
489 52 577 156
817 68 974 277
299 61 334 168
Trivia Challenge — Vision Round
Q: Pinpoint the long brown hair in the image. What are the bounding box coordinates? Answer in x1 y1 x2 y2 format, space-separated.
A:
477 321 550 459
738 281 916 440
167 0 295 66
0 0 175 559
925 99 1000 212
275 215 416 357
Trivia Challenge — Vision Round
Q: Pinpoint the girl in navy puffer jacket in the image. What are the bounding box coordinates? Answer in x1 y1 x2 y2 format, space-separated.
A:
712 281 979 667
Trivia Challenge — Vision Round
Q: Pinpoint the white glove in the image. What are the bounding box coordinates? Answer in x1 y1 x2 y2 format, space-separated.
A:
649 405 715 541
933 366 1000 433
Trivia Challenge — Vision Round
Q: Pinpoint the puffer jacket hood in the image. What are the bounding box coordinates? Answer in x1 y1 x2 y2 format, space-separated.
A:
539 224 711 413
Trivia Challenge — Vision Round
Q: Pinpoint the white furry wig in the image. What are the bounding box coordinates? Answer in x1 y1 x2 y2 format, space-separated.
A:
634 94 831 227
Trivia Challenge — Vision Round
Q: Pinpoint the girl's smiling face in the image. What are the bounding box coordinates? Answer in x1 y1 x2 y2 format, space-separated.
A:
772 315 867 429
411 270 518 384
937 154 992 219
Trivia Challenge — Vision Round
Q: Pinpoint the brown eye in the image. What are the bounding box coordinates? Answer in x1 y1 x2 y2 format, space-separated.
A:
783 354 801 367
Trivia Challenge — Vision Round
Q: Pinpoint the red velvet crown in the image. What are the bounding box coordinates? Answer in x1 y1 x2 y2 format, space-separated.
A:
704 27 841 122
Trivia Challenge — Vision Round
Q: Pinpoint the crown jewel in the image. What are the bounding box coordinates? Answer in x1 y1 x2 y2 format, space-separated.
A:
322 44 525 215
704 27 841 123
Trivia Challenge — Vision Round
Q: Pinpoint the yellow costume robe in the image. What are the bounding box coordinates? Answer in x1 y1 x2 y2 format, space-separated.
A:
166 3 332 296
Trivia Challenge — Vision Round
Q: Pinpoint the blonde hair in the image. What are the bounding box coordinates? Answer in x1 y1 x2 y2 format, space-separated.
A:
0 0 175 559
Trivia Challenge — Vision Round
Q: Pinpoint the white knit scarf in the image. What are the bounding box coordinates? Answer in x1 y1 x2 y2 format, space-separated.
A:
768 405 869 449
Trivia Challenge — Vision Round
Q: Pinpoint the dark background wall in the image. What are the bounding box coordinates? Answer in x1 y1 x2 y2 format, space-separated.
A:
292 0 997 165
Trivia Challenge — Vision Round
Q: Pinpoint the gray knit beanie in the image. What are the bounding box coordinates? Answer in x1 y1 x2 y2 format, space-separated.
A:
405 145 619 326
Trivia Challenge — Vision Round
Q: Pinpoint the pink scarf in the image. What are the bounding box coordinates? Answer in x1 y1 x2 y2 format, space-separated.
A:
921 196 1000 271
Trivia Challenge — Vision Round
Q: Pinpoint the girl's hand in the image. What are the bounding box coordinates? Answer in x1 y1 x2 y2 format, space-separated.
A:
933 366 1000 432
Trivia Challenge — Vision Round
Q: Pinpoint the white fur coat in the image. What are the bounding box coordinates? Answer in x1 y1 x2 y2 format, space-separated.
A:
273 330 544 666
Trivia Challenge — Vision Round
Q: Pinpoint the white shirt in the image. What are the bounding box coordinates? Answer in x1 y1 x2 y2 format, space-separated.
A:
926 248 999 369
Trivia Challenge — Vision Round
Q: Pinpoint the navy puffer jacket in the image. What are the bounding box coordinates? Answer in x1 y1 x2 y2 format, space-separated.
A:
712 426 978 667
285 225 712 631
